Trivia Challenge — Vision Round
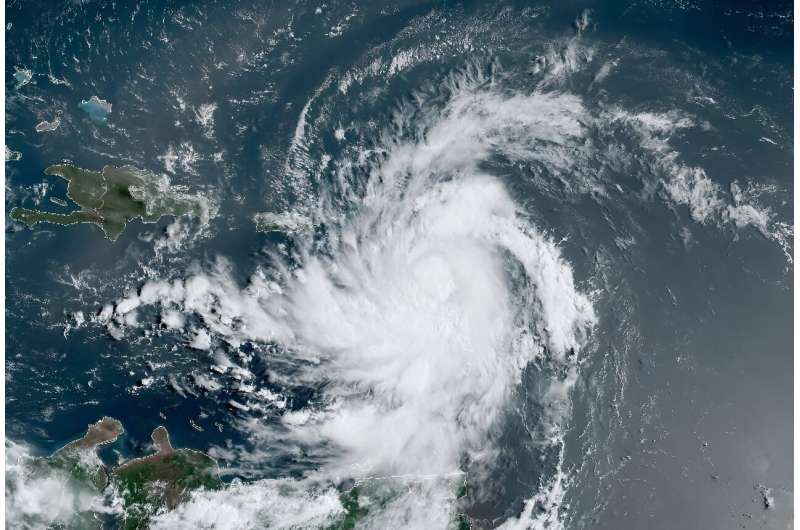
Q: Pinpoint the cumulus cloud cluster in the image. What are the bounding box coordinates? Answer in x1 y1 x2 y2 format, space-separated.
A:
38 37 790 529
610 109 777 235
5 442 115 529
97 57 789 528
105 73 598 528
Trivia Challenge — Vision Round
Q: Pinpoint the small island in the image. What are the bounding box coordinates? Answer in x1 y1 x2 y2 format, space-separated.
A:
6 145 22 162
253 211 311 234
35 116 61 133
11 163 212 241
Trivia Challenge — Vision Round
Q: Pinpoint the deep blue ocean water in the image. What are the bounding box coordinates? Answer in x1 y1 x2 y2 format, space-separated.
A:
5 1 792 528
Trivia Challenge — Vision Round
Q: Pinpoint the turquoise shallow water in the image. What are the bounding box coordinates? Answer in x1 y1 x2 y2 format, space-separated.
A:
78 97 112 125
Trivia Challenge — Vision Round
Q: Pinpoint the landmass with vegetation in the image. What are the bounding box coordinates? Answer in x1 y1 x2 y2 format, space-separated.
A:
22 417 221 529
11 163 213 240
111 426 222 529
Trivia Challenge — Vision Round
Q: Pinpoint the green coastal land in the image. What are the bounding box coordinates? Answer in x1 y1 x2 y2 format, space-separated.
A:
40 416 124 492
28 417 221 530
112 425 222 529
18 417 469 529
11 164 212 240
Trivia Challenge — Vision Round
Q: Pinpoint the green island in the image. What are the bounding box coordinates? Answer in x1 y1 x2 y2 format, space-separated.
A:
10 164 212 241
253 211 311 234
27 417 221 530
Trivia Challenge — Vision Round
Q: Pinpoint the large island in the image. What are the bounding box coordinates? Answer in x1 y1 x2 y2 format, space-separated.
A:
11 164 212 241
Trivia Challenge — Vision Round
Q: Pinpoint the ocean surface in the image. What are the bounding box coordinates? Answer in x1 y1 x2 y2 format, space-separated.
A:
5 0 793 528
